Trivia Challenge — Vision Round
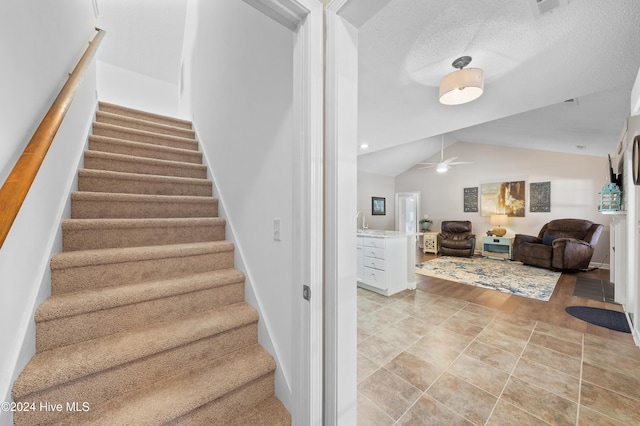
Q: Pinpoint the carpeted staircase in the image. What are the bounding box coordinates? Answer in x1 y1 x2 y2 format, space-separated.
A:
12 102 291 425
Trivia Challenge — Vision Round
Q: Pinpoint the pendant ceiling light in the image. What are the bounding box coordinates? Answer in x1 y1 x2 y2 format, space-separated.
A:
439 56 484 106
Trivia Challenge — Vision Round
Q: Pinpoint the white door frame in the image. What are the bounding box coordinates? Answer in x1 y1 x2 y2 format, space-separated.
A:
243 0 324 424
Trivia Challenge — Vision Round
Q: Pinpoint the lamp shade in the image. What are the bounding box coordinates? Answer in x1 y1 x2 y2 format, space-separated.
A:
439 68 484 105
490 214 508 226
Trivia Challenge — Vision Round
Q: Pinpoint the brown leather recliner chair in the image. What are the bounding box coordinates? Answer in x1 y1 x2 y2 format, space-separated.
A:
438 221 476 257
512 218 603 271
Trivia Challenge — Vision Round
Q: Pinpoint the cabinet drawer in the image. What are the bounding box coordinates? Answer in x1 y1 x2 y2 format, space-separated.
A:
363 237 385 249
363 257 385 270
363 267 386 289
364 247 385 259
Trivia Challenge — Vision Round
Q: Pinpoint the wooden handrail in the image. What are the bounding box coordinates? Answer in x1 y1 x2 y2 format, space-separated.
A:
0 28 105 249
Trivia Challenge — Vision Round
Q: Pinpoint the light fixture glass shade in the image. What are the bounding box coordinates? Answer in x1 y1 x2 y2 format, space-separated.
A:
436 163 448 173
439 68 484 105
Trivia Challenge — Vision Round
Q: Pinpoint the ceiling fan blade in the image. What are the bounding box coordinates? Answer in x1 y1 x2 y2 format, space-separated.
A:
417 164 437 169
448 161 474 166
442 157 458 164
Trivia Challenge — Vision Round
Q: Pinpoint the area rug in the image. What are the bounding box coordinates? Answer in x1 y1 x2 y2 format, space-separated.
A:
566 306 631 333
415 256 561 301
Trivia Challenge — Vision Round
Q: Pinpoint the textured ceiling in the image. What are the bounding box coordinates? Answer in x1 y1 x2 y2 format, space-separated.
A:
356 0 640 176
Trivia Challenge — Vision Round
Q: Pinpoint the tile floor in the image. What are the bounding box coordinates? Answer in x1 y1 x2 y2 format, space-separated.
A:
357 287 640 425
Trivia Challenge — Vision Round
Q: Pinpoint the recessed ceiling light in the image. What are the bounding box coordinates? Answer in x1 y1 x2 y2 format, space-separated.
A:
360 143 369 149
576 145 587 150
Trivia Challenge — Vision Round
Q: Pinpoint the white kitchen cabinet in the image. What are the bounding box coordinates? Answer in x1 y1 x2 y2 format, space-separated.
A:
356 232 414 296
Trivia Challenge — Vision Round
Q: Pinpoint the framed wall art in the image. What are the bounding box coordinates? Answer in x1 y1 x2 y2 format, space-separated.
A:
463 187 478 212
481 180 525 217
530 181 551 212
372 197 386 215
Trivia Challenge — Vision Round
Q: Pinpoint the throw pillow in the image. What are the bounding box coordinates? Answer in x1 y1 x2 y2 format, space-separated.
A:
542 234 558 246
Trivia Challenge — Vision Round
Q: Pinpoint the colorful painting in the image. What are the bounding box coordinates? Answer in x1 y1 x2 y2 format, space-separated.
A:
481 181 525 217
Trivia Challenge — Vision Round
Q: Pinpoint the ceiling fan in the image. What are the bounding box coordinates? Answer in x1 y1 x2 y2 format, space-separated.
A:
418 136 473 172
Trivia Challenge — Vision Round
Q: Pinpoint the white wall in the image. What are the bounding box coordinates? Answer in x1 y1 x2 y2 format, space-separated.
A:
394 141 612 264
0 2 97 422
96 61 181 118
357 171 395 230
182 0 298 417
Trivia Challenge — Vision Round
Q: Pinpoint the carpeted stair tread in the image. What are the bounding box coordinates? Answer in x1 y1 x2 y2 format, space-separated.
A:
92 122 198 151
51 241 235 294
96 110 196 139
89 134 202 164
98 101 193 129
36 268 245 322
61 217 226 251
56 344 275 426
13 302 259 400
78 168 212 196
226 395 291 426
83 150 207 179
70 192 218 219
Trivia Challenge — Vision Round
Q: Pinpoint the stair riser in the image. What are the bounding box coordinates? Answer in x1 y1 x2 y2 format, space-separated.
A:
173 374 276 425
71 197 218 219
15 324 258 425
52 250 234 295
37 282 244 352
89 137 203 164
96 112 196 139
98 102 193 130
62 222 225 251
78 174 212 197
83 154 207 179
93 124 198 151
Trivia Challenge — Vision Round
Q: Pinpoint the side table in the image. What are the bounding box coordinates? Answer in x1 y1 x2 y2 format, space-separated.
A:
423 231 439 254
482 236 513 260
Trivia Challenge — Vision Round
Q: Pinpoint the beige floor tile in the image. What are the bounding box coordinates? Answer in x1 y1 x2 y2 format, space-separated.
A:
581 362 640 402
358 297 384 315
448 354 510 397
521 342 582 378
376 323 423 351
440 316 485 338
486 315 535 341
358 311 395 334
357 392 396 426
501 376 577 425
535 320 584 344
357 327 371 344
475 327 528 355
582 344 640 381
578 405 626 426
529 331 582 359
512 357 580 402
487 400 550 426
463 340 520 374
396 316 435 337
358 353 380 384
579 381 640 425
583 334 639 360
358 368 422 420
359 335 403 365
426 372 498 425
384 351 444 391
398 395 474 425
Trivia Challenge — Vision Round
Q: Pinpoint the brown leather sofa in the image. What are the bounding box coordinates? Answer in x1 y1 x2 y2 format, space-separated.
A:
438 221 476 257
512 218 603 271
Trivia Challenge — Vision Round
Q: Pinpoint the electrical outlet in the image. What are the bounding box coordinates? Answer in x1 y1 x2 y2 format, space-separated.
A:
273 218 281 241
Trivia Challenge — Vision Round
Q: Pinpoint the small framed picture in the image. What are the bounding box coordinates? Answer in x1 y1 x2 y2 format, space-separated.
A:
372 197 386 215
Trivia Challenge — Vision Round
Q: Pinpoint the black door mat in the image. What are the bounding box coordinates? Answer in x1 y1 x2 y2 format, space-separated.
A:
573 277 616 304
566 306 631 333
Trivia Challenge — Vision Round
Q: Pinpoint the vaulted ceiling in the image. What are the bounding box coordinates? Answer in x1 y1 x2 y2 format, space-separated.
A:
94 0 640 177
356 0 640 175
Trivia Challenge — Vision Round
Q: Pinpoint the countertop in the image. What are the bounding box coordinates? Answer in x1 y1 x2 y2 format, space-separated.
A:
357 229 416 238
